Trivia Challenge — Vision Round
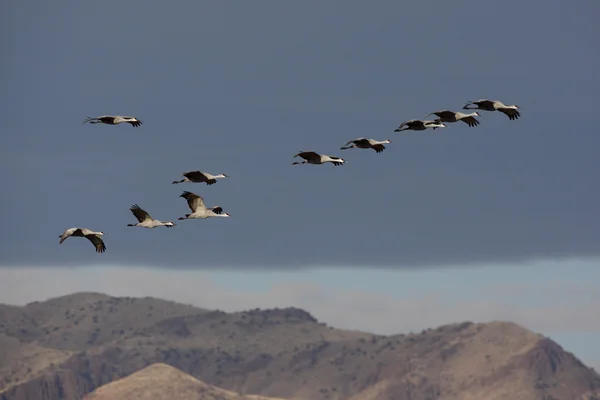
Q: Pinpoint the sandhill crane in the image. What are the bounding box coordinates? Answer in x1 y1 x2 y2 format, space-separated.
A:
394 119 446 132
341 138 391 153
127 204 176 228
292 151 345 166
463 99 520 120
172 171 229 185
83 115 143 127
58 228 106 254
178 191 230 220
424 110 481 127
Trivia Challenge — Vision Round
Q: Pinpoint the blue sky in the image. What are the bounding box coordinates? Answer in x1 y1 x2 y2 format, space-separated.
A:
1 1 600 267
1 0 599 374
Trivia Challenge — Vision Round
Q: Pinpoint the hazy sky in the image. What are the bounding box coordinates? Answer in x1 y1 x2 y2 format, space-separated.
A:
1 260 599 370
1 0 600 377
1 1 599 267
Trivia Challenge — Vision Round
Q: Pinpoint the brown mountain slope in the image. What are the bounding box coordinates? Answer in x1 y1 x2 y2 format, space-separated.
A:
1 292 206 351
84 363 290 400
0 292 599 400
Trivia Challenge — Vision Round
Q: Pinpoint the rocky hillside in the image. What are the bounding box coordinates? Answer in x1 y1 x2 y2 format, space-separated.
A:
1 292 599 400
84 363 289 400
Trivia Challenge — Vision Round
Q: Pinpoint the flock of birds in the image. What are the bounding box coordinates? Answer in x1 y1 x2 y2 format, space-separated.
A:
59 99 521 254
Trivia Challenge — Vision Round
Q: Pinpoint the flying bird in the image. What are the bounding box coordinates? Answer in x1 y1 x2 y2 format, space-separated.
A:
341 138 391 153
172 171 230 185
292 151 345 166
394 119 446 132
423 110 481 127
83 115 143 127
178 191 230 220
462 99 521 120
127 204 176 228
58 228 106 254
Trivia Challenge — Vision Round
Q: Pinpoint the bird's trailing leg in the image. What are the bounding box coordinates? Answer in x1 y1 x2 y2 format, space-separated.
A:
292 161 307 165
83 117 101 124
394 127 409 132
340 145 354 150
177 214 190 221
172 179 185 184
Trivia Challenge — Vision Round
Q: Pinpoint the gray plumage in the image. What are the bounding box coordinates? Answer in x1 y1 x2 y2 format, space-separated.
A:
292 151 345 166
127 204 176 228
341 138 391 153
84 115 143 127
394 119 446 132
463 99 521 120
172 171 229 185
58 228 106 253
178 191 230 220
423 110 481 127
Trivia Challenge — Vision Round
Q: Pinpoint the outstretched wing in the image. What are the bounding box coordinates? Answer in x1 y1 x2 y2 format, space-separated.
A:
461 116 481 127
498 107 520 120
372 144 385 153
127 118 143 127
180 191 206 212
397 119 423 129
59 227 83 244
183 171 208 182
85 234 106 254
329 156 345 166
130 204 152 223
344 138 369 146
475 99 495 108
425 110 453 119
294 151 320 161
99 116 117 124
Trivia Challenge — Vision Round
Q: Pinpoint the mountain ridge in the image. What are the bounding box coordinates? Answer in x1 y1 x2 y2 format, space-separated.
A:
84 363 290 400
1 292 599 400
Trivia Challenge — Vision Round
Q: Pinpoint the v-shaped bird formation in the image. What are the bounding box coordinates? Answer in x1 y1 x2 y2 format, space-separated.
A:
60 100 520 254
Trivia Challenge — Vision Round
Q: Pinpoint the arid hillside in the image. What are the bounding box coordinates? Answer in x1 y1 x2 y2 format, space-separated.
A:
1 292 599 400
84 363 290 400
